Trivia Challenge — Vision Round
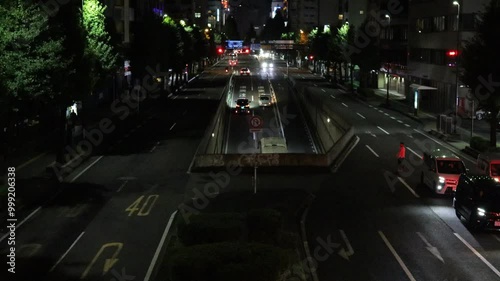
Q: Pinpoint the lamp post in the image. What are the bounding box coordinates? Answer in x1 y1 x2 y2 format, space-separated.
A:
385 14 391 105
453 1 460 134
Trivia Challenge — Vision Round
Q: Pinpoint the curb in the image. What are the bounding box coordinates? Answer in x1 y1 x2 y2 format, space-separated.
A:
299 194 319 281
378 102 423 124
429 129 449 141
462 146 480 159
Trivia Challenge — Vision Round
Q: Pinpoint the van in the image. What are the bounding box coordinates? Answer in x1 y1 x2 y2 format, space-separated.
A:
421 149 467 194
477 152 500 182
259 137 287 153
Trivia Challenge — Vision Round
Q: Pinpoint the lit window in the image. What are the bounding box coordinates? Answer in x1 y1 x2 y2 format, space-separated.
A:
338 14 343 20
195 12 201 18
360 10 364 15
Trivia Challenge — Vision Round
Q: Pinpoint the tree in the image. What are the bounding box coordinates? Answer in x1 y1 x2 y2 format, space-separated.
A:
82 0 118 92
0 0 67 102
461 0 500 147
351 20 381 88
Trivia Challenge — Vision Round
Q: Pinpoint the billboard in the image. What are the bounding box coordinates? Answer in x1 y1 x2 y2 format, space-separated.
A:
226 40 243 49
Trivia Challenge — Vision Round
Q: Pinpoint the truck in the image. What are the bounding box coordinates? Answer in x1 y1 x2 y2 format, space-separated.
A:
259 137 287 153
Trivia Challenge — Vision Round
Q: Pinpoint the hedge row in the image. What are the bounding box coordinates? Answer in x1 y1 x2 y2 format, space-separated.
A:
170 242 292 281
470 136 490 152
177 209 286 246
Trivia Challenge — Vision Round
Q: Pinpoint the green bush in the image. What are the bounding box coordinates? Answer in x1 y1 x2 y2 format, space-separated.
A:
246 209 283 244
470 136 490 152
177 213 244 246
170 242 292 281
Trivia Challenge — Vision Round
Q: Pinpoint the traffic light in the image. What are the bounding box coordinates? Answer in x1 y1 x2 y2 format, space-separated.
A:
218 48 224 54
446 50 458 66
447 50 458 57
309 55 314 60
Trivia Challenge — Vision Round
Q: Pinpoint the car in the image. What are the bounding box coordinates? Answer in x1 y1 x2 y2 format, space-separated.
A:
261 61 274 68
475 108 491 120
240 68 251 75
454 174 500 230
421 149 467 194
258 95 272 107
235 98 250 114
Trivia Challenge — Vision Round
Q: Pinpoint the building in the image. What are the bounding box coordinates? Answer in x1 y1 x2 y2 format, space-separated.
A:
407 0 489 115
207 0 223 31
288 0 319 31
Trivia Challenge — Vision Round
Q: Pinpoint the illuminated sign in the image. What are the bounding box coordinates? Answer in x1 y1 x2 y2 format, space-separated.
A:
226 40 243 49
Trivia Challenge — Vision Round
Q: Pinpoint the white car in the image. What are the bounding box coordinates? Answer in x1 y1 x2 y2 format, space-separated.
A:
259 95 272 107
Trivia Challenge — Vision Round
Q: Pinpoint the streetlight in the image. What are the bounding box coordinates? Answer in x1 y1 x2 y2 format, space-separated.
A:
385 14 391 105
453 1 460 133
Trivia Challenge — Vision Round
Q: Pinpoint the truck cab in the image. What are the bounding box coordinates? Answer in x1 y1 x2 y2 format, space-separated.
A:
477 152 500 182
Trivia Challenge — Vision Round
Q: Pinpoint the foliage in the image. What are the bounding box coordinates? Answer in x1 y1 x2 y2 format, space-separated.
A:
246 208 283 244
177 213 244 246
169 242 292 281
470 136 491 152
82 0 118 89
351 20 381 87
461 0 500 146
0 0 67 101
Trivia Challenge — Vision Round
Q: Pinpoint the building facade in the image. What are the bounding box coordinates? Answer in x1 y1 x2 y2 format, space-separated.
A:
288 0 319 31
407 0 489 114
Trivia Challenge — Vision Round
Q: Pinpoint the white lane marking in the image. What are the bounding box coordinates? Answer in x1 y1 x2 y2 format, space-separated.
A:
406 146 421 159
137 124 142 129
384 113 390 116
314 84 318 86
117 180 129 192
0 207 42 242
377 126 390 135
357 113 366 119
405 124 411 127
168 93 173 98
172 95 178 99
130 128 137 133
124 133 130 138
144 210 178 281
330 95 336 99
18 153 47 170
369 105 373 107
69 156 104 183
390 116 396 120
342 103 348 107
397 177 420 198
454 233 500 277
378 110 384 113
116 139 123 144
339 230 354 255
397 120 403 123
413 129 442 145
149 141 160 153
366 145 379 157
416 232 444 263
321 89 326 92
492 235 500 243
379 231 417 281
169 123 176 131
50 232 85 272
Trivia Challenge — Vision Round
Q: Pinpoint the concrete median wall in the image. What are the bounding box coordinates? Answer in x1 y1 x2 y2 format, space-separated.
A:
198 87 228 154
191 76 356 171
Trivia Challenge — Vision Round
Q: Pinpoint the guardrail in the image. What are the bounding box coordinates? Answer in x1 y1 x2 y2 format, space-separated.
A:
198 85 228 154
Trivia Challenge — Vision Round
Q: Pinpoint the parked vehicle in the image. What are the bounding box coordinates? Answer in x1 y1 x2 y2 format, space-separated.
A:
454 174 500 230
477 153 500 182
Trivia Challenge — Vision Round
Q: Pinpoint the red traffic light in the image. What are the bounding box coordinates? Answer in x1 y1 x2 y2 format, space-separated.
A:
218 48 224 53
309 55 314 60
447 50 458 56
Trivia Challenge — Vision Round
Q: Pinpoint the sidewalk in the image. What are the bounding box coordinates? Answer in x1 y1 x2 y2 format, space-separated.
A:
336 84 491 159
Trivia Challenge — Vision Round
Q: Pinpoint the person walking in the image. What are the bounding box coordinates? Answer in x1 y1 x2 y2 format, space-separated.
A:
396 142 406 173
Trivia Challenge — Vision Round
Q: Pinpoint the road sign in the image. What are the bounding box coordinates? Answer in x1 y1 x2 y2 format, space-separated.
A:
250 116 263 129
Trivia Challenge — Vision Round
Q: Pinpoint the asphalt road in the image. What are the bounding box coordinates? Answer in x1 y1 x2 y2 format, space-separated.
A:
224 54 317 154
0 65 229 281
301 73 500 281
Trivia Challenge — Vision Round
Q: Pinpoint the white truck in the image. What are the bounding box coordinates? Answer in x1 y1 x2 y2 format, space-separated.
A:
259 137 287 153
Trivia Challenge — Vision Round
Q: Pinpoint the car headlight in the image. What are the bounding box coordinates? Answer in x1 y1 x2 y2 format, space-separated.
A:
495 178 499 182
477 207 486 216
439 176 445 183
262 62 267 68
269 63 273 68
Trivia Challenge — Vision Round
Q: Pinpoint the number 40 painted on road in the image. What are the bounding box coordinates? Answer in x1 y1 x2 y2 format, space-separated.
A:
125 195 159 216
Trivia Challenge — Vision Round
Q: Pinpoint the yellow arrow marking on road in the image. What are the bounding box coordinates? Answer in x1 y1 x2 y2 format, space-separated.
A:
81 242 123 279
